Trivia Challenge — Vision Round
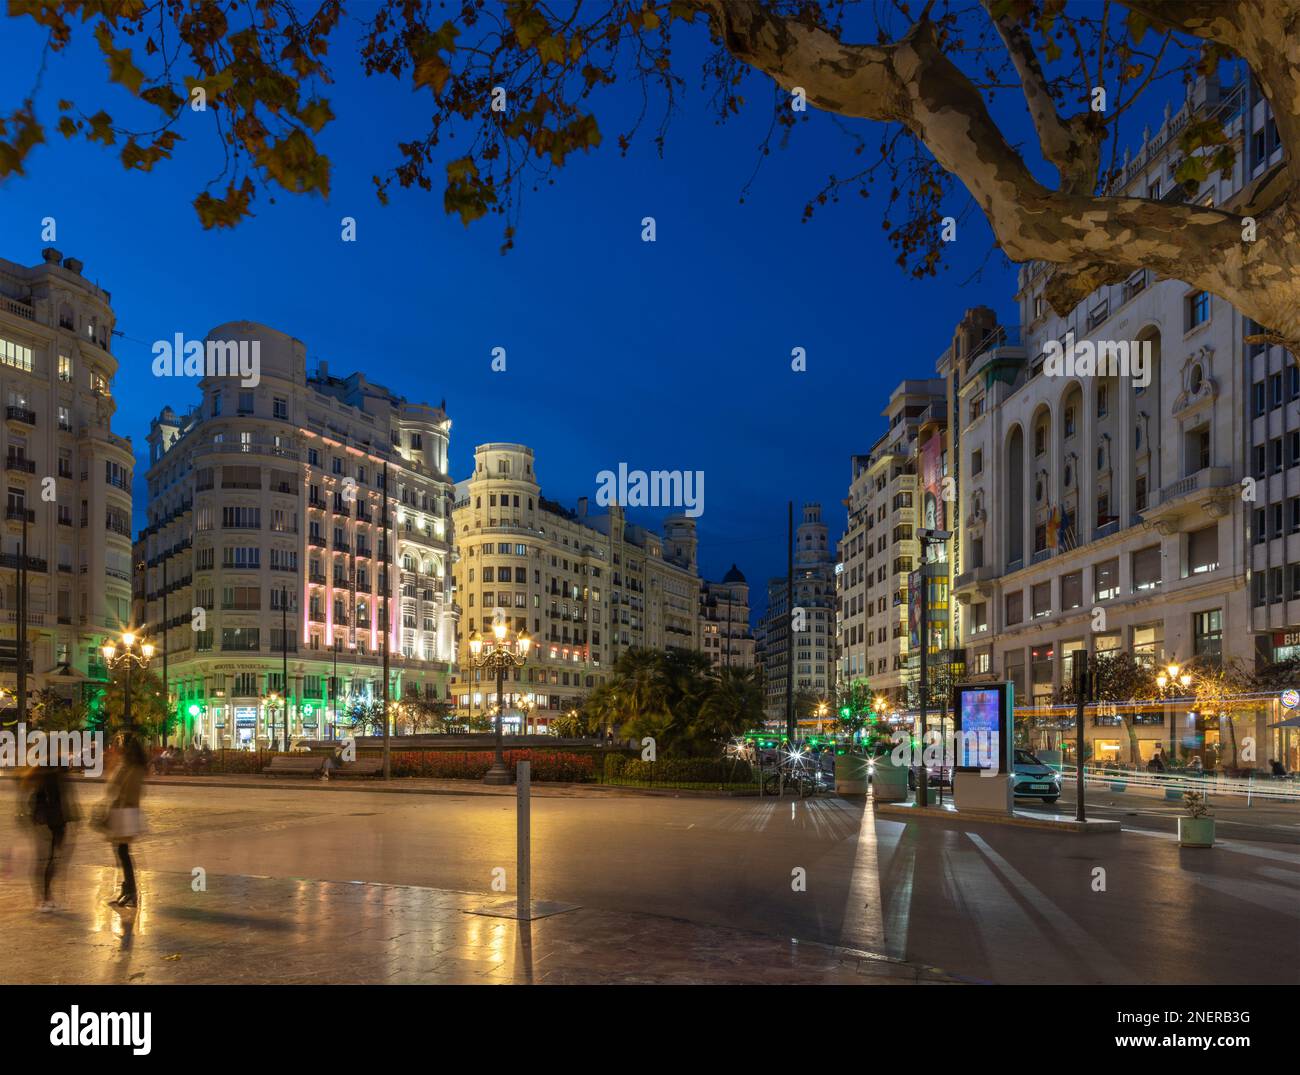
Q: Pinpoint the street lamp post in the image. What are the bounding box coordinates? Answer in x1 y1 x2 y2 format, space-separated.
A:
267 691 283 751
1156 661 1194 763
467 617 531 785
101 630 156 736
331 637 340 740
1073 651 1090 822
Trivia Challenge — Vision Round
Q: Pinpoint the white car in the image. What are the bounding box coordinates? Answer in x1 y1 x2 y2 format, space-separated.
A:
1012 749 1062 803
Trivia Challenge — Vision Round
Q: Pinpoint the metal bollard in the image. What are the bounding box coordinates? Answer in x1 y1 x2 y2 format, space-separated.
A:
517 759 531 919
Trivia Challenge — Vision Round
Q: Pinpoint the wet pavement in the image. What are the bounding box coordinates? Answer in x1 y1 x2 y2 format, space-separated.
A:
1 780 1297 984
0 864 951 985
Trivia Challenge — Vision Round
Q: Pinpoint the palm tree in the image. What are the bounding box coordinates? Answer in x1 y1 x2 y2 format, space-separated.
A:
698 667 764 742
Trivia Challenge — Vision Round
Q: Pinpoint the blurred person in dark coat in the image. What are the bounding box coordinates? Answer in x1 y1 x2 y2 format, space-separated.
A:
24 759 79 912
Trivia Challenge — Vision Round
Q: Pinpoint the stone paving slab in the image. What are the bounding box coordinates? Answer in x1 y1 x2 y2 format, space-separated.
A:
877 801 1122 833
0 865 954 985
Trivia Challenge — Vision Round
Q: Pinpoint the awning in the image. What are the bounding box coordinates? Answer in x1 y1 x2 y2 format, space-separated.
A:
1267 714 1300 728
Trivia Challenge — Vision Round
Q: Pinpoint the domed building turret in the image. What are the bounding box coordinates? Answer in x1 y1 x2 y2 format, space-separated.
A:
700 564 754 671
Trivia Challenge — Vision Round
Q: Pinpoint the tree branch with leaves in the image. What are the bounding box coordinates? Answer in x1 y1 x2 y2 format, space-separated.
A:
6 1 1300 345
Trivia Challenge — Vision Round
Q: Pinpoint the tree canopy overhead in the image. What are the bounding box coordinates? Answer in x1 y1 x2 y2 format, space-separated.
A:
6 1 1300 345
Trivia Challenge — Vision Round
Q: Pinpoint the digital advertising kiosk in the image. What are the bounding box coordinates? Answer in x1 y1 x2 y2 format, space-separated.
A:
953 682 1014 814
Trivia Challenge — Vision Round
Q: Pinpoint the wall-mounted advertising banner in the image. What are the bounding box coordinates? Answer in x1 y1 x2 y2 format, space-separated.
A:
908 569 921 650
921 434 945 533
954 682 1013 774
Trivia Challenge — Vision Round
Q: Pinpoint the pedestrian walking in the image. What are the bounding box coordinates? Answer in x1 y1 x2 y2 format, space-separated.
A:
100 736 148 909
24 760 78 912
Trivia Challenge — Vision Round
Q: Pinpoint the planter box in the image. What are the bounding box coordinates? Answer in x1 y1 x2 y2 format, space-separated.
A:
1164 785 1185 801
834 754 869 795
870 759 909 803
1178 816 1215 847
1109 781 1128 792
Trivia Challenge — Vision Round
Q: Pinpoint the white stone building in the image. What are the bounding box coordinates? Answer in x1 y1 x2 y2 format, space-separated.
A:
0 248 135 708
952 74 1274 768
136 322 458 747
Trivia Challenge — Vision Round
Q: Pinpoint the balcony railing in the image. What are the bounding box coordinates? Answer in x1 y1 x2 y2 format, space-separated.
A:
1 296 35 321
5 456 35 473
0 553 47 572
5 406 35 425
193 440 299 461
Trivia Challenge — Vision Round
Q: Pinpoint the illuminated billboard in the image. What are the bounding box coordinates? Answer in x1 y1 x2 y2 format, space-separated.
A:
954 682 1013 774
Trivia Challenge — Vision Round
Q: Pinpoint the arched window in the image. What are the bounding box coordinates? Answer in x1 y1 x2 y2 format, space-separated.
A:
1006 427 1025 564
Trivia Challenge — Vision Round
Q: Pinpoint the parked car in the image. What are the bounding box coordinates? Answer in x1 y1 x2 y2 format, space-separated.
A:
906 764 952 790
1013 748 1061 803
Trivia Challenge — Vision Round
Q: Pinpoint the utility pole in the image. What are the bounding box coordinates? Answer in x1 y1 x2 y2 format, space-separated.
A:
17 511 27 729
724 591 732 671
785 501 794 743
1074 651 1089 822
382 460 392 779
917 543 928 808
281 585 290 751
161 552 169 747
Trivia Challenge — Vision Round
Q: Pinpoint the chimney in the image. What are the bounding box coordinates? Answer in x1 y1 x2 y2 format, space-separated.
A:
576 496 588 517
42 248 62 264
64 257 84 275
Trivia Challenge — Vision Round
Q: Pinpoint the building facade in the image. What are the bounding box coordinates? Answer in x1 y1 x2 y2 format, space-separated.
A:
0 248 134 707
700 565 755 671
449 443 702 725
952 73 1277 767
834 380 948 706
758 503 836 721
135 323 458 748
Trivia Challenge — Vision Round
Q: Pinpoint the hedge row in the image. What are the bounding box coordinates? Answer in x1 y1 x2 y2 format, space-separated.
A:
387 750 596 782
603 754 754 784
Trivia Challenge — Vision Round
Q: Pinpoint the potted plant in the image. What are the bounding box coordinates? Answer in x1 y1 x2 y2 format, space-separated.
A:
1178 790 1215 848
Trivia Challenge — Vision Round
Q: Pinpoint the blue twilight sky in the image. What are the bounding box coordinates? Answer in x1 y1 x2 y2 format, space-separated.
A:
2 8 1155 623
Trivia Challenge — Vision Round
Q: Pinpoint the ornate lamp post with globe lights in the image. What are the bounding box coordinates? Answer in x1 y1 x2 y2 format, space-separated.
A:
1156 661 1195 763
467 614 531 785
101 630 155 735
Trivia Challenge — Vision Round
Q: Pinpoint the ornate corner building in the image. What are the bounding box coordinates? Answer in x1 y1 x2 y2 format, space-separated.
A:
134 323 458 747
448 443 702 726
0 248 134 706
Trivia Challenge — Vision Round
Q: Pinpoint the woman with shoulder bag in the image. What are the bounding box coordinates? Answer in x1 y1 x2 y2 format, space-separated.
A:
103 735 148 909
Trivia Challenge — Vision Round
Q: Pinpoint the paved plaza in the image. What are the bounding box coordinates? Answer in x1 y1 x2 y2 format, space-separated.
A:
1 779 1297 984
